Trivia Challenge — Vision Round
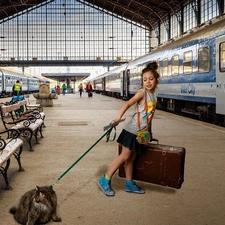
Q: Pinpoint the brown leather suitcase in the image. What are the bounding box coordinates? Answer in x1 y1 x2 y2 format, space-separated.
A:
118 143 186 189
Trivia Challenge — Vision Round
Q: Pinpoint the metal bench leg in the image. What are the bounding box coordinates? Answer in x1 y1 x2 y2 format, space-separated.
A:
34 129 40 144
0 159 13 190
39 124 44 138
21 129 34 151
13 145 25 172
42 115 46 128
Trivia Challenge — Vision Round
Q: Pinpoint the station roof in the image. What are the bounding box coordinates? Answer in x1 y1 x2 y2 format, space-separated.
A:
41 72 90 82
0 0 190 30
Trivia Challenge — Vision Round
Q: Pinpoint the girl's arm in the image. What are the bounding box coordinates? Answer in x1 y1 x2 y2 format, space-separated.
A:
113 91 144 123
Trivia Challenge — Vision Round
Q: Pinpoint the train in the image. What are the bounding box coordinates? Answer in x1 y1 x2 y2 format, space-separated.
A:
0 68 49 97
87 18 225 126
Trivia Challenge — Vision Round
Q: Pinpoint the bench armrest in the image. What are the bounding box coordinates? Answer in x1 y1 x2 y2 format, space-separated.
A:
21 111 41 118
0 138 6 150
0 129 20 141
26 105 43 112
6 117 29 125
6 116 37 127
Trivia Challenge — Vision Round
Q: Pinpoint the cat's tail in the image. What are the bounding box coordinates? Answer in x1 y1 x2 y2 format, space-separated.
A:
9 206 17 214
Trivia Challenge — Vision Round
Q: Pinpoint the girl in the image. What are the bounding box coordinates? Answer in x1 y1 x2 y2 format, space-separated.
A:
98 61 160 196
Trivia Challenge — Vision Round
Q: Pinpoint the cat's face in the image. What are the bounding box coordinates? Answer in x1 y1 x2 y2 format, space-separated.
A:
35 192 45 203
34 185 56 203
34 185 52 203
34 187 46 203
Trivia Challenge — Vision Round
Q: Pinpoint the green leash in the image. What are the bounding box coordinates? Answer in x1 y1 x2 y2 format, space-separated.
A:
50 126 116 188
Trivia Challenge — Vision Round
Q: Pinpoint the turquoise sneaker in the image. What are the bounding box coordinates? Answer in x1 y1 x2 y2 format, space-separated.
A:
98 176 115 196
125 180 145 194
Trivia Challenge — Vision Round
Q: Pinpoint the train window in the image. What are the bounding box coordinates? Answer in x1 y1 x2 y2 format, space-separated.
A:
162 59 168 76
219 42 225 72
6 77 11 84
171 55 179 75
183 51 193 74
198 46 210 73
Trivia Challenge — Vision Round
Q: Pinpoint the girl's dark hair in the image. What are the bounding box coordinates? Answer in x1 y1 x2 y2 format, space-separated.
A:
141 61 160 81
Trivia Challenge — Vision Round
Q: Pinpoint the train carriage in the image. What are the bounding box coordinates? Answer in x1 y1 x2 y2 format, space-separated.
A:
0 68 44 97
94 73 106 93
91 18 225 125
28 77 40 93
0 69 28 96
105 64 128 98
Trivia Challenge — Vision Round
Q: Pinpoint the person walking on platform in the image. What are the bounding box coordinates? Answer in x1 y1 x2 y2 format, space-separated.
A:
78 83 83 97
12 80 22 96
56 85 61 95
98 61 160 196
62 83 67 95
86 82 92 97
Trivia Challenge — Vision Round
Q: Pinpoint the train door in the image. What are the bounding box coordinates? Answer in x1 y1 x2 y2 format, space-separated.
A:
120 71 124 97
0 75 2 95
0 70 3 95
1 73 4 95
216 36 225 115
102 77 105 92
93 80 96 90
22 77 28 93
120 70 128 98
6 76 13 94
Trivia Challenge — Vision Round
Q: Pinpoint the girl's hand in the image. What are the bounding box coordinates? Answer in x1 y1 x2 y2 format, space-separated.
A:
111 118 125 126
111 118 120 124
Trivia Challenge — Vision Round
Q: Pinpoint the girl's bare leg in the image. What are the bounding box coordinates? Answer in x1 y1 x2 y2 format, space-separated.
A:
124 151 145 194
124 151 137 180
106 145 132 178
98 145 132 196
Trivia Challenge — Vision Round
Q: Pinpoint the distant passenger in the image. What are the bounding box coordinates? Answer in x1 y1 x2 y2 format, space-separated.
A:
86 82 92 97
56 85 61 95
62 83 67 95
13 80 22 96
78 83 83 97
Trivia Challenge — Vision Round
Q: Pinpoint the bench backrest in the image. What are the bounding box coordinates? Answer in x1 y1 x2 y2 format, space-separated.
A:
0 104 20 114
0 102 27 129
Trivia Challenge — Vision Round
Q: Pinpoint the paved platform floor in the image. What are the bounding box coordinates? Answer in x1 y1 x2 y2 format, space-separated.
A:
0 91 225 225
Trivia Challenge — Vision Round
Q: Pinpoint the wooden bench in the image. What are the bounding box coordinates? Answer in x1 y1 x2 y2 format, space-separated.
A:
23 101 46 127
0 129 24 190
10 99 46 127
0 102 44 151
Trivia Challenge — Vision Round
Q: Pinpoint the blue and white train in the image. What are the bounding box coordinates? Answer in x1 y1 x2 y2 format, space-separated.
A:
89 18 225 125
0 68 48 97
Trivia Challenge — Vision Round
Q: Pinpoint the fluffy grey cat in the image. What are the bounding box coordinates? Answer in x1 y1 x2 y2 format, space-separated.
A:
9 185 61 225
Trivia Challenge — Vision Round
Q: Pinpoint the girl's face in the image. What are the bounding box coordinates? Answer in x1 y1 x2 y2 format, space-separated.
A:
142 71 157 93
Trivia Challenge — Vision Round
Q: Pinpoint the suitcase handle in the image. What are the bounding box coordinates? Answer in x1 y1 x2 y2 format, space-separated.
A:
150 138 159 144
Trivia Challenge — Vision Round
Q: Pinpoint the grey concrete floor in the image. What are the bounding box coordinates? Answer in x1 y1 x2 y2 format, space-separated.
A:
0 92 225 225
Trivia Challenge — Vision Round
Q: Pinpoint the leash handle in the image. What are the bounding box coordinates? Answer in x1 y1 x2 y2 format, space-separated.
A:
103 118 125 131
106 126 116 142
